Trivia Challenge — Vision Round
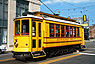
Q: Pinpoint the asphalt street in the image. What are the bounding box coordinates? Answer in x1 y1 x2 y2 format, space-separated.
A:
0 41 95 64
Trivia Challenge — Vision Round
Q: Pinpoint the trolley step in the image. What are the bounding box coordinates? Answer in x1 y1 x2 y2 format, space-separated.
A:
31 51 46 58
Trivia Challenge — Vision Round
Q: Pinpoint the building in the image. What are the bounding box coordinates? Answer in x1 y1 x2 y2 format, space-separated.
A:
90 24 95 39
72 17 84 24
0 0 40 51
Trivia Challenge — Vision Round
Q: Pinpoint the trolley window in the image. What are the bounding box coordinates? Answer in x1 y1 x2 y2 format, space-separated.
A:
32 22 36 37
15 20 20 36
56 24 60 37
77 27 80 37
66 26 69 37
39 40 41 48
50 24 54 37
39 23 41 37
21 20 29 35
70 26 73 37
32 40 36 48
61 25 64 37
74 27 76 37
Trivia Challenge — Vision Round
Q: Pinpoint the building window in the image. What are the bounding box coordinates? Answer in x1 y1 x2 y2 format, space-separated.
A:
0 0 8 44
0 2 2 20
16 0 29 17
50 24 54 37
56 24 60 37
66 26 69 37
0 0 8 27
0 28 1 34
70 26 73 37
61 25 64 37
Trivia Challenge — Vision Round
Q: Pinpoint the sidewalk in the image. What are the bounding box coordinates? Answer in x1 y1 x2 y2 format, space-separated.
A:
85 39 95 42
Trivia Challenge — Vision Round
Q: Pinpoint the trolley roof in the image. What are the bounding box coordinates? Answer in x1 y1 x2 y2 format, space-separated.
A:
22 11 76 22
15 15 82 26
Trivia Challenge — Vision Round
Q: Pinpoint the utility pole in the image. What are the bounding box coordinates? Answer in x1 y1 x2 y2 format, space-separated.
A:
88 16 90 39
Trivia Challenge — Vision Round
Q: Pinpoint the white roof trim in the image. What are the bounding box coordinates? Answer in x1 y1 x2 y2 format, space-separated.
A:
17 15 82 26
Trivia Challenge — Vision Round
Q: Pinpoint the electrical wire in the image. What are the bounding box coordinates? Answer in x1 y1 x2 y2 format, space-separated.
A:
62 4 95 10
39 0 55 15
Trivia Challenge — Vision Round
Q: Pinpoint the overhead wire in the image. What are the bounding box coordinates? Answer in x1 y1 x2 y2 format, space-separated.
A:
40 0 95 18
39 0 55 15
62 4 95 10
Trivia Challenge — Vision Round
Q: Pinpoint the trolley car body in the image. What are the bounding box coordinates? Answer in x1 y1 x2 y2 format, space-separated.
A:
12 12 85 59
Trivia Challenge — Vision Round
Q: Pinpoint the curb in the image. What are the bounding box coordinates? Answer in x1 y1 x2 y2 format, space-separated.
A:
85 39 95 43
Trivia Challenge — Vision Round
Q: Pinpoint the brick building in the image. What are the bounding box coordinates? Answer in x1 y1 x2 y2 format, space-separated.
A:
90 24 95 39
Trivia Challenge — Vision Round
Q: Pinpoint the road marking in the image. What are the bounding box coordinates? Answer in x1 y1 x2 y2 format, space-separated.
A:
87 48 95 49
83 51 93 52
0 53 12 57
79 52 95 56
39 54 81 64
0 58 15 62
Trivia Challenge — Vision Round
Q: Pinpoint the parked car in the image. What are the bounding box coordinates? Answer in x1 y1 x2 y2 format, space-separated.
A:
0 44 6 53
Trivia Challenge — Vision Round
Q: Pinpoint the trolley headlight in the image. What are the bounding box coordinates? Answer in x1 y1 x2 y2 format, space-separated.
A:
14 42 18 48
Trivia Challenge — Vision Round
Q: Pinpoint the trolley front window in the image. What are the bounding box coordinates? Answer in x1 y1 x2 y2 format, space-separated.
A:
39 23 41 37
21 20 29 35
32 22 36 37
15 20 20 36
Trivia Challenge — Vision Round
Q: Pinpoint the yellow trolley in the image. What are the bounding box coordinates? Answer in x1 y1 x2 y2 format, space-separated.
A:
12 12 85 59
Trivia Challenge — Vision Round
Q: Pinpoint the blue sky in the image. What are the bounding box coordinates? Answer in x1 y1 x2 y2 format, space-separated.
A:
41 0 95 26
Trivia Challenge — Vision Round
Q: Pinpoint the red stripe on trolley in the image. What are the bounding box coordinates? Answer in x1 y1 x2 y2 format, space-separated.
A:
43 43 82 48
44 40 82 44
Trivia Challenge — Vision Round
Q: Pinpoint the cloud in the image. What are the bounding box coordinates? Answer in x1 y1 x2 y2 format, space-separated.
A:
44 1 52 4
43 0 94 4
54 0 89 3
